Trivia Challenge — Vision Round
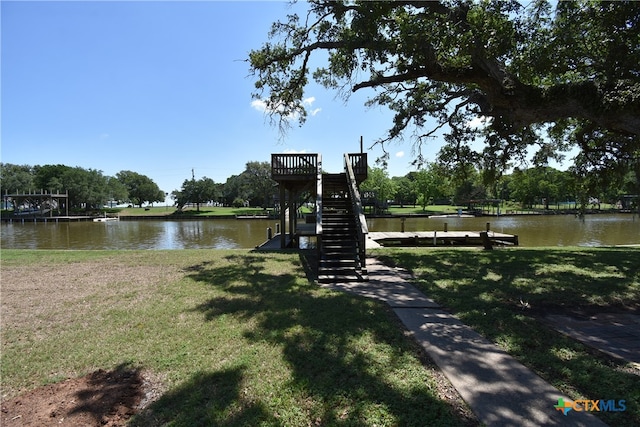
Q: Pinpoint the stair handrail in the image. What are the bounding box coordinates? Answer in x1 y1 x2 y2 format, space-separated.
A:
344 153 368 271
316 154 323 239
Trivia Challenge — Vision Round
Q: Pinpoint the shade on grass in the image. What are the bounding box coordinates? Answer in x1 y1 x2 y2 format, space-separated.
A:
374 247 640 427
2 249 471 427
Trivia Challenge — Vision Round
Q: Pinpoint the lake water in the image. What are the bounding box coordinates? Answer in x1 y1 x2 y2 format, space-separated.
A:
1 214 638 250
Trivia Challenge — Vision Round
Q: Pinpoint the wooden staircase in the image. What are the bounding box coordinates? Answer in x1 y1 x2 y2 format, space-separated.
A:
318 173 368 282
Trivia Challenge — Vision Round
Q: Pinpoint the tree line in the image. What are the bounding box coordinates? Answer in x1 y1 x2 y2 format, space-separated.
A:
171 161 275 211
362 162 639 213
2 159 638 214
0 161 277 212
0 164 165 209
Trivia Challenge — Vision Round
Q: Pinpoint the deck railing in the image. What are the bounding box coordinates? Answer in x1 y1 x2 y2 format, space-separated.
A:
344 153 368 272
271 153 319 179
347 153 368 182
315 155 323 253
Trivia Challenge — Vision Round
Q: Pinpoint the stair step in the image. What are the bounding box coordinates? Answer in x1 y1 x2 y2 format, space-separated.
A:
320 258 358 264
318 273 369 283
322 240 358 250
322 219 354 224
323 236 356 242
322 254 358 261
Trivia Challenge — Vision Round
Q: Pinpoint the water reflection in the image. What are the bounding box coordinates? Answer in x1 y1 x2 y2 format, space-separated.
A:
1 219 276 250
367 214 639 247
1 214 638 249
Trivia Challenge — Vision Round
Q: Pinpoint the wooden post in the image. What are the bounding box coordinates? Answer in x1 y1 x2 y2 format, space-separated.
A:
480 231 493 250
279 185 286 248
290 191 297 247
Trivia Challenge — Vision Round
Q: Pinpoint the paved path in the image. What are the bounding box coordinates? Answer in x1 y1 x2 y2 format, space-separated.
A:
543 313 640 367
320 258 608 427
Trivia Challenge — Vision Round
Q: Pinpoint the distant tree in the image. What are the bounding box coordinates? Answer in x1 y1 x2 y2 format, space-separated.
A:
106 176 129 204
116 170 164 207
414 165 440 211
32 164 109 209
0 163 34 193
64 167 109 209
508 167 569 209
222 162 277 208
392 176 417 207
177 177 219 211
361 167 396 212
249 1 639 180
242 161 277 208
222 174 249 206
33 164 72 191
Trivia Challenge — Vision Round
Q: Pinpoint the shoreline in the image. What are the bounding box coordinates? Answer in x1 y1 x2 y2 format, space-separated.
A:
2 209 637 222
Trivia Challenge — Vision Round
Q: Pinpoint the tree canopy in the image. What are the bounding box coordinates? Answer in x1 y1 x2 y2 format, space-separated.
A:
173 177 220 211
115 170 165 207
249 0 639 176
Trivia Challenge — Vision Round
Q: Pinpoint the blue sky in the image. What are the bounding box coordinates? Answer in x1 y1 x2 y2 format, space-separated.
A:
5 1 576 203
2 0 429 200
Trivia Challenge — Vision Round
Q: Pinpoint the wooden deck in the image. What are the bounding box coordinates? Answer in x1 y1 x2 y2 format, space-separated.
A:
367 231 519 248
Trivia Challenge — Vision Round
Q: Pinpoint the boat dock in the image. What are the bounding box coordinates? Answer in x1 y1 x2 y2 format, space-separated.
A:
1 216 96 223
367 231 519 248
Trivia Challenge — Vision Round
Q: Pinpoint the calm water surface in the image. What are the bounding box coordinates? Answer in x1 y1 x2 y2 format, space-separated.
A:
367 214 640 247
1 214 639 249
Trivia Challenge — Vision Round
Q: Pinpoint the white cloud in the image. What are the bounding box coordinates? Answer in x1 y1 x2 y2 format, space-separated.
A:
250 99 268 112
395 151 405 158
251 96 321 119
283 148 308 154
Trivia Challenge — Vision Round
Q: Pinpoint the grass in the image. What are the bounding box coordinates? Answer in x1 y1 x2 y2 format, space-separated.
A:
385 202 622 216
373 246 640 427
1 249 469 426
386 205 466 215
114 206 314 217
3 247 638 425
115 206 272 217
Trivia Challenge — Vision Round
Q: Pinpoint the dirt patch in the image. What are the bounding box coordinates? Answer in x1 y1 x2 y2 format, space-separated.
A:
1 366 164 427
1 261 180 333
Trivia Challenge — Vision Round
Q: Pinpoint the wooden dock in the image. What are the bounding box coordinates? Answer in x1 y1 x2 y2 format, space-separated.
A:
1 216 95 223
367 231 518 248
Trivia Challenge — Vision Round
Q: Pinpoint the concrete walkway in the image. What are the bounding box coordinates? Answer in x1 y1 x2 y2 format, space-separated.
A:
543 313 640 367
319 257 608 427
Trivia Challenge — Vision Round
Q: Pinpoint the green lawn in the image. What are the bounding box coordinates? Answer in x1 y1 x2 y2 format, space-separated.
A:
114 206 273 216
3 247 638 426
1 249 469 426
374 246 640 427
386 205 466 215
115 206 314 217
